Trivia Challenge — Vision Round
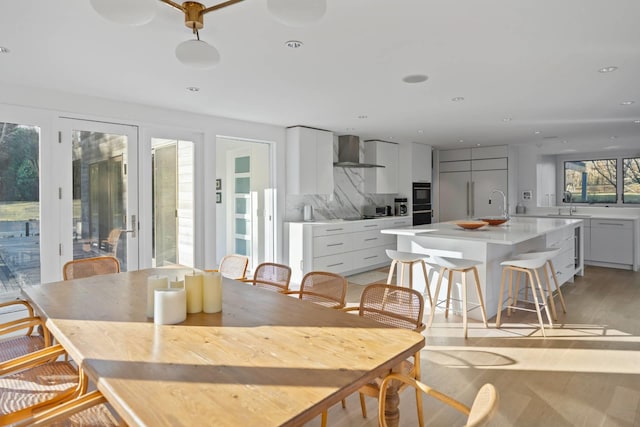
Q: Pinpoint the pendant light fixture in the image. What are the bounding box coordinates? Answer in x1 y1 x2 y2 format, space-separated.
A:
90 0 327 69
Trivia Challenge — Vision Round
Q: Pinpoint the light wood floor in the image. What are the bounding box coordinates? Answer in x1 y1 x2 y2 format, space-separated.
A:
310 265 640 427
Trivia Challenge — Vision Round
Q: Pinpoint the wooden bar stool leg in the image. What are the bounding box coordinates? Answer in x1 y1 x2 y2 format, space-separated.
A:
461 269 468 338
444 269 453 319
399 262 406 288
527 270 547 337
542 263 558 321
420 260 433 307
495 267 509 329
547 259 567 313
511 270 522 314
427 267 446 329
534 268 554 328
507 269 514 317
387 260 397 285
471 266 488 327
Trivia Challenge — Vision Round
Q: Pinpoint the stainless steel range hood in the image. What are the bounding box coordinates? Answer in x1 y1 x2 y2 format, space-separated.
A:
333 135 385 168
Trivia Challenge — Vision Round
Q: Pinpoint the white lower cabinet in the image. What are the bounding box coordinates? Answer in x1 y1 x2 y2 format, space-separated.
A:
545 226 578 284
589 219 633 266
287 217 411 283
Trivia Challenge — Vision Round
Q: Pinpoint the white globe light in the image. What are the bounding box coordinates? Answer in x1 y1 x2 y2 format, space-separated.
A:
267 0 326 27
90 0 156 26
175 40 220 69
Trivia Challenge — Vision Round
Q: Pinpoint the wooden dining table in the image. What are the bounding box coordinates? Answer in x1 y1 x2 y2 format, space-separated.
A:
23 267 425 427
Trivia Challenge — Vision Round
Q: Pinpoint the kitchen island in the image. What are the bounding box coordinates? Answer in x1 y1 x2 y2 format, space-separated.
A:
381 217 584 320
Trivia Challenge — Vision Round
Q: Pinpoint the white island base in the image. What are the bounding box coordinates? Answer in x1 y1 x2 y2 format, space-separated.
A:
381 217 584 320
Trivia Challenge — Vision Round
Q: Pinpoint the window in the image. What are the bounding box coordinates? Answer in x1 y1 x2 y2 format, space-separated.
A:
564 159 617 204
623 157 640 204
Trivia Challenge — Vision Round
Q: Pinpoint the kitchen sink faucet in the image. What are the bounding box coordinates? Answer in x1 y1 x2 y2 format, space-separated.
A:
563 188 577 215
489 189 508 218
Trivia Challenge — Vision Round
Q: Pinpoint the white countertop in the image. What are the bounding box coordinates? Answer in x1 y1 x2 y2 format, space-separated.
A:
287 216 411 225
381 216 583 245
513 213 640 221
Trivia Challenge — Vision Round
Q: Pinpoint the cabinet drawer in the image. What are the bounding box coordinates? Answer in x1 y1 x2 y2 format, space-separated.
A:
312 223 354 237
352 221 383 232
352 229 387 250
471 158 507 171
313 235 351 257
385 218 412 228
591 219 632 230
352 247 388 271
312 253 351 273
439 161 471 172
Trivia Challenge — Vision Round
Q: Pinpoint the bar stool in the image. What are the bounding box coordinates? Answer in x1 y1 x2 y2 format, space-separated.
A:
385 250 433 307
495 254 554 337
513 248 567 320
426 256 488 338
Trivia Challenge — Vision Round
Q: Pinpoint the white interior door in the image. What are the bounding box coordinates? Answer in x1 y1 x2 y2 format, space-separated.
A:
59 118 139 274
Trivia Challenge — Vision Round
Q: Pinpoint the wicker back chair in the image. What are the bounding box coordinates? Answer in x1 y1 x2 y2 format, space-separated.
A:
379 374 498 427
99 228 122 257
0 300 50 363
293 271 347 309
215 254 249 280
243 263 292 293
0 344 119 426
62 256 121 281
351 284 425 420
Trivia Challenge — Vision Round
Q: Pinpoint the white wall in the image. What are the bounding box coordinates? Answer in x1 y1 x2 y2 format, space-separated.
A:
0 82 286 276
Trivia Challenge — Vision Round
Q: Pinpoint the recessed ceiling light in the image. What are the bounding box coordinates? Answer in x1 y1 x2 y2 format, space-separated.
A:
534 130 541 135
476 143 481 147
621 101 635 105
285 40 303 48
609 136 617 139
458 139 464 143
502 117 512 122
634 120 640 124
598 66 618 73
417 129 424 134
402 74 428 84
186 87 200 92
562 140 568 144
451 97 465 102
0 46 9 54
357 115 368 119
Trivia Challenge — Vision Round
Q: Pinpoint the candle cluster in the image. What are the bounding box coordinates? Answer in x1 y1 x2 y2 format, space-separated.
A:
147 271 222 325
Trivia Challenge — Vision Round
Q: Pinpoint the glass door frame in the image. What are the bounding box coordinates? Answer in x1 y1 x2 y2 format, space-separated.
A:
139 128 204 270
58 117 140 276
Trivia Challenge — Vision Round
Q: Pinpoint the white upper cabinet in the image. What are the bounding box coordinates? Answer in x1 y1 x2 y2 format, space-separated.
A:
286 126 334 195
364 140 398 194
411 143 432 182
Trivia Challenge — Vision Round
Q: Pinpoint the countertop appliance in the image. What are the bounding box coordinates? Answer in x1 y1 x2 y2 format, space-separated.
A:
303 204 314 222
394 198 408 216
412 182 432 225
363 205 388 218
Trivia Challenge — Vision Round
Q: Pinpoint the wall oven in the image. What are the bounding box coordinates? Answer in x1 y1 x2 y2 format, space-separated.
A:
412 182 432 226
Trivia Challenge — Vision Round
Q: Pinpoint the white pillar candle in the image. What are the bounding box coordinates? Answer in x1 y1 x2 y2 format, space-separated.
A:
202 271 222 313
185 271 203 314
146 275 169 318
169 278 184 289
154 288 187 325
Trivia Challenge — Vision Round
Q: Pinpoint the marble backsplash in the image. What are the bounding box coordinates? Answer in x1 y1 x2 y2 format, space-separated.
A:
285 140 397 221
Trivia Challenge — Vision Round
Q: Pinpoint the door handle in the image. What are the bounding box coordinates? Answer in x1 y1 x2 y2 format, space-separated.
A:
470 181 475 217
123 215 136 238
466 182 470 217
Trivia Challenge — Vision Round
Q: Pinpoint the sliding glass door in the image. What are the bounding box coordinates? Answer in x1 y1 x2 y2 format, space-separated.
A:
60 119 139 272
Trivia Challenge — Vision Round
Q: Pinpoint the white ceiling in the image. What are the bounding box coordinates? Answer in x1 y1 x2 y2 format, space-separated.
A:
2 0 640 155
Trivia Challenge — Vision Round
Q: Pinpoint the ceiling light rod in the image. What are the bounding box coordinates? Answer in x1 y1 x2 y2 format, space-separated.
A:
160 0 245 30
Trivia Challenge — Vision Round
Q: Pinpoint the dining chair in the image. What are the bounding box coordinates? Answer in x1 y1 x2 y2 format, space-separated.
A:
1 343 120 426
242 262 292 293
285 271 347 309
345 284 425 420
0 300 51 363
378 374 498 427
0 343 88 424
62 256 121 280
213 254 249 280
